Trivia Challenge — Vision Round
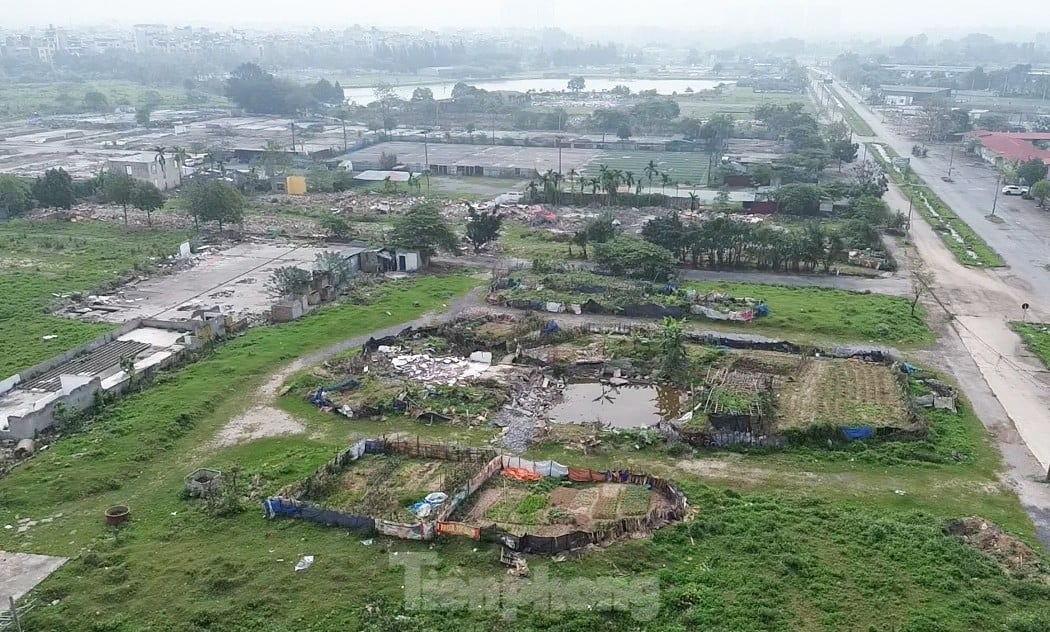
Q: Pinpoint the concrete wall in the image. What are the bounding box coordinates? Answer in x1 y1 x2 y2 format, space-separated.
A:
0 316 224 440
3 377 102 440
7 319 143 387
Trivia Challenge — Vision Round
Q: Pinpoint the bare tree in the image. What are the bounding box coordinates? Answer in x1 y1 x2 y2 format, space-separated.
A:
910 267 934 316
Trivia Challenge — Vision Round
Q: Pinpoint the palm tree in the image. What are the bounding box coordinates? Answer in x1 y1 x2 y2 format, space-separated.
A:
688 192 699 211
644 160 659 190
588 177 600 201
152 146 167 176
660 172 671 195
171 146 188 176
567 168 579 202
526 180 539 202
552 171 563 205
624 171 635 192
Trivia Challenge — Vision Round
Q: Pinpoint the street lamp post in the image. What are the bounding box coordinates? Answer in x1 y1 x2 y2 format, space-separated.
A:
422 130 430 193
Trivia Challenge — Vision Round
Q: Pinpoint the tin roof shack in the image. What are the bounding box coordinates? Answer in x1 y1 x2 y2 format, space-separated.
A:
377 248 421 272
0 316 227 440
107 152 182 191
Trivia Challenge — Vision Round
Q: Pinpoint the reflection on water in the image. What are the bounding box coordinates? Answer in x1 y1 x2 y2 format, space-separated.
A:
547 381 683 428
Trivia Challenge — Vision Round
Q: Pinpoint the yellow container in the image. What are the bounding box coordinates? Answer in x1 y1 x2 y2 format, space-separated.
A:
286 175 307 195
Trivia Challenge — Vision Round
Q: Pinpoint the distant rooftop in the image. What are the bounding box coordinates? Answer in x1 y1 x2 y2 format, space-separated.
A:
880 85 952 94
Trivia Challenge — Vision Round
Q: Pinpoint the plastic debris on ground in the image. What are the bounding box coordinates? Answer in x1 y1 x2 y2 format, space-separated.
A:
294 555 315 572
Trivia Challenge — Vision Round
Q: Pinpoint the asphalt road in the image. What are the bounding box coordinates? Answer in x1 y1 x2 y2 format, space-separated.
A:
832 79 1050 302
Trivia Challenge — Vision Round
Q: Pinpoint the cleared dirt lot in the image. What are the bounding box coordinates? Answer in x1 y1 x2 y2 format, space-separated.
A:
80 242 355 323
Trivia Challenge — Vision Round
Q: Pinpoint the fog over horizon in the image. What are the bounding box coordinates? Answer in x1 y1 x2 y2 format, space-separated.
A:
5 0 1048 42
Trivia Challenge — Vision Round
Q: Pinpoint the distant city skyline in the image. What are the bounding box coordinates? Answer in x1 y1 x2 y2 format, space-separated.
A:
4 0 1049 42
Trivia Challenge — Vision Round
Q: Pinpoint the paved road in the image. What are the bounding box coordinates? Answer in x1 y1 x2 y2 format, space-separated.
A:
830 78 1050 300
816 72 1050 544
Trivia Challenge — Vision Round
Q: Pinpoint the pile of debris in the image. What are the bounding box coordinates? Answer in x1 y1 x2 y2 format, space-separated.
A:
381 346 495 386
947 516 1049 578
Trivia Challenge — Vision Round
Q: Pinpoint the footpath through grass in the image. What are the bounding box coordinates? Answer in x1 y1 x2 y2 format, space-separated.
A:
0 220 188 377
867 142 1004 268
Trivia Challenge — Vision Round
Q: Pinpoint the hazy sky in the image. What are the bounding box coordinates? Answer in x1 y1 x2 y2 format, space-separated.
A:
4 0 1042 38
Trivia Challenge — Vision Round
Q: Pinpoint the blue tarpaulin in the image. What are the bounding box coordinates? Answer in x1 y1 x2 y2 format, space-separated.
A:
841 427 875 441
755 304 770 317
542 320 560 335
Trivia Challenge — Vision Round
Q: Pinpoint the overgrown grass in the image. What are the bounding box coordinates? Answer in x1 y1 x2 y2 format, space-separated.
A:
0 220 188 376
1011 322 1050 368
0 79 227 120
685 280 932 346
867 142 1004 268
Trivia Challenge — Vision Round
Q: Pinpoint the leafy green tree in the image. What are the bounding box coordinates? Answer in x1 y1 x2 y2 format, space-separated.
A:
830 139 859 171
266 266 312 298
131 181 165 227
314 251 353 287
567 77 586 93
657 317 688 384
135 108 152 127
104 172 137 225
31 168 75 209
1030 180 1050 208
319 214 352 238
593 235 675 280
642 211 688 261
82 90 109 112
411 87 434 102
1016 158 1049 186
465 208 504 253
186 180 245 231
0 175 32 216
750 164 774 186
389 201 459 263
774 183 822 216
616 124 632 141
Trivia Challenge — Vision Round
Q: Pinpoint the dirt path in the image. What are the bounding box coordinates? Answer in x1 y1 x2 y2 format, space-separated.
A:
209 287 487 448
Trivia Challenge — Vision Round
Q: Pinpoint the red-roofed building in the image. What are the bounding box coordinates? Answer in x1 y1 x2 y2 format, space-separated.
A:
966 131 1050 166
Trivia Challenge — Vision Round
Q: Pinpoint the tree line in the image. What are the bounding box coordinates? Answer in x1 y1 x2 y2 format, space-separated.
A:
640 195 897 273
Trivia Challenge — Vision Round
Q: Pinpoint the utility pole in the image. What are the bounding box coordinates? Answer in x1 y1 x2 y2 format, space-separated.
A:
556 137 563 176
422 130 430 193
290 122 296 152
947 146 955 179
991 174 1001 216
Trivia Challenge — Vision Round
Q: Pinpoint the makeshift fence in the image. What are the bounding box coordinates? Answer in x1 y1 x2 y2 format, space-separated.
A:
263 438 689 554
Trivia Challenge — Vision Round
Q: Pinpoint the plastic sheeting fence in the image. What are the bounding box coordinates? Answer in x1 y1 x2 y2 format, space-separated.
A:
263 437 688 555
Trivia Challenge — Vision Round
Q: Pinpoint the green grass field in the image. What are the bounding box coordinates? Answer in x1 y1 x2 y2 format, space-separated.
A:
683 280 934 346
0 220 188 377
1012 322 1050 368
675 86 811 119
0 80 227 119
1 216 1047 630
583 150 712 186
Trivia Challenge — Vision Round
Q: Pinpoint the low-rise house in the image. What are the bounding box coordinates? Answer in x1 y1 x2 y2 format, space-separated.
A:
107 152 182 190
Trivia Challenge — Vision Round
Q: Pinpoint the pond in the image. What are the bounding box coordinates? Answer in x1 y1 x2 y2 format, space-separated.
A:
343 77 729 104
547 381 684 429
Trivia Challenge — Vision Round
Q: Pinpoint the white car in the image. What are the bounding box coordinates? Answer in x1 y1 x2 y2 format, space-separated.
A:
1002 185 1029 196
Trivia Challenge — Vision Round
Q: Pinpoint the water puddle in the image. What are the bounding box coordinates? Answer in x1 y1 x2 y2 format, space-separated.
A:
548 381 683 428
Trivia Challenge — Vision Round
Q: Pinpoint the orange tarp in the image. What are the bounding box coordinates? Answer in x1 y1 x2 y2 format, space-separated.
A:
502 468 542 482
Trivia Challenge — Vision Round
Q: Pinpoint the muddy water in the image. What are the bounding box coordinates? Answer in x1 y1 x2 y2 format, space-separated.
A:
547 381 683 428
